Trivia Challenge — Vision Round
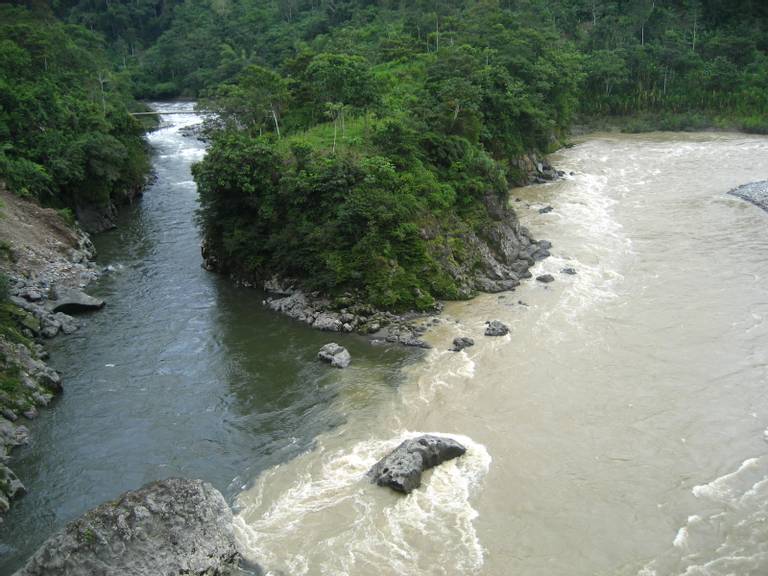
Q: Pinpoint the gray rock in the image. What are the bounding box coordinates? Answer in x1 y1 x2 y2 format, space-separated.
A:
54 312 79 334
450 337 475 352
313 312 342 332
263 275 296 295
14 478 238 576
41 324 60 339
367 435 466 494
0 419 29 447
0 465 26 500
21 289 43 302
560 267 577 275
728 180 768 213
37 367 62 393
536 274 555 283
484 320 509 337
318 343 351 368
1 409 17 422
50 289 105 314
538 205 554 214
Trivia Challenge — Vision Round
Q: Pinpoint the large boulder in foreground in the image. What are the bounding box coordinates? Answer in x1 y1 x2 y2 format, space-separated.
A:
50 288 105 314
367 435 466 494
14 478 238 576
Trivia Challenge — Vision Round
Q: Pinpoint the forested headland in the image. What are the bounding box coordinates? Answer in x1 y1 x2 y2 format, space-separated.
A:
2 0 767 310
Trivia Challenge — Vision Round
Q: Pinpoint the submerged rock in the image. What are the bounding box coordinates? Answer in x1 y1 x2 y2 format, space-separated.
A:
538 205 554 214
318 343 351 368
367 435 466 494
450 336 475 352
560 267 577 275
536 274 555 283
50 289 105 314
14 478 238 576
484 320 509 337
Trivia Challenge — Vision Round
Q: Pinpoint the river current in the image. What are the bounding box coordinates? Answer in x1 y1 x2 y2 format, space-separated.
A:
1 104 767 576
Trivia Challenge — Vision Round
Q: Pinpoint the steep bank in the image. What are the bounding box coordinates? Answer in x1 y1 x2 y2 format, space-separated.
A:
0 185 103 519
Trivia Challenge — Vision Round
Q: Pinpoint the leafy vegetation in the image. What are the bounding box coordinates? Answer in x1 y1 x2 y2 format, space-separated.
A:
3 0 767 310
46 0 768 128
184 0 767 309
192 10 581 309
0 5 150 211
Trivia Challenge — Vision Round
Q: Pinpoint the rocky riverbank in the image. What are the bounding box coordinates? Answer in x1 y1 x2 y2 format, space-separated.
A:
203 184 553 347
0 186 105 520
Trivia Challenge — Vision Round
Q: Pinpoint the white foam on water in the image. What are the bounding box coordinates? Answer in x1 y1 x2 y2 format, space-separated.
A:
640 456 768 575
691 457 760 501
530 171 630 330
672 526 688 549
414 347 481 403
234 431 491 576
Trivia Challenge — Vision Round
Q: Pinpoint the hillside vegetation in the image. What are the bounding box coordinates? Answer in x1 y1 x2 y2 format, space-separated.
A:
3 0 768 310
0 5 151 216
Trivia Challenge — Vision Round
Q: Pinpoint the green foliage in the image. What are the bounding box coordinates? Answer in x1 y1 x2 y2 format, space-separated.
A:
57 208 76 227
195 124 511 310
0 5 150 212
189 3 587 310
200 64 289 136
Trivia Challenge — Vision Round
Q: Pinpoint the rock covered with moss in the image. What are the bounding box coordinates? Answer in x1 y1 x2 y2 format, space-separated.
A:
14 478 239 576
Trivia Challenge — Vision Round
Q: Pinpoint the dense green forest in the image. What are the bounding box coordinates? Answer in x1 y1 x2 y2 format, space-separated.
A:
2 0 767 309
3 1 766 206
186 0 767 309
0 5 151 214
50 0 768 129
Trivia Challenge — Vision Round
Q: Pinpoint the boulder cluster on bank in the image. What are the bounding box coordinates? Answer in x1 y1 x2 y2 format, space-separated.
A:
257 276 434 349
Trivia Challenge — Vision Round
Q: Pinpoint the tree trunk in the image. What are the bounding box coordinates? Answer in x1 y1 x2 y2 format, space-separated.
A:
271 105 281 138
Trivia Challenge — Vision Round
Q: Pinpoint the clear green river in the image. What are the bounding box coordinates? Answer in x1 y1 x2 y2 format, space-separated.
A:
2 104 768 576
